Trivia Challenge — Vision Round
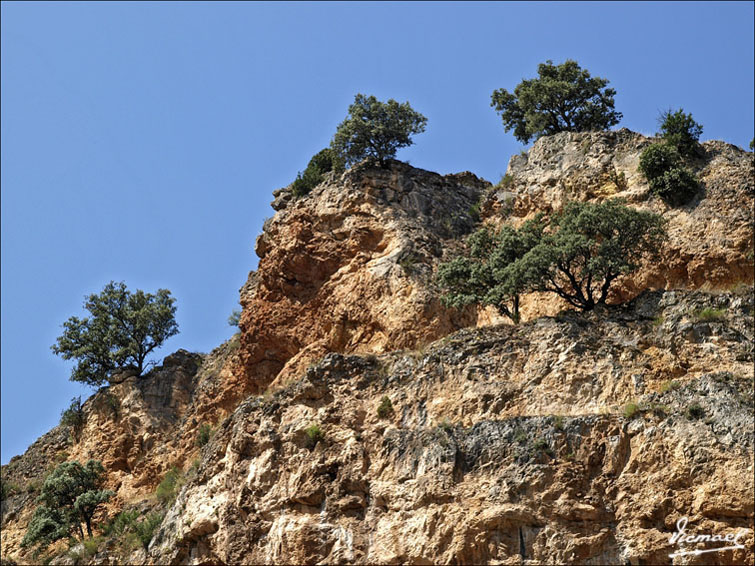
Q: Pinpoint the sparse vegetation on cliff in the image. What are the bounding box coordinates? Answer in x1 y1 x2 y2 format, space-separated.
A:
60 396 85 443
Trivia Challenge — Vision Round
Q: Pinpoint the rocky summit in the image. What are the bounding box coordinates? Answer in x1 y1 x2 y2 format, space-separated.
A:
1 130 753 565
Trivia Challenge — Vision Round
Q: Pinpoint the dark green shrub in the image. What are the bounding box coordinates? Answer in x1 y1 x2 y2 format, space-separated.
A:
639 142 699 206
658 108 703 157
155 467 183 505
377 396 394 419
639 143 680 180
650 167 699 206
196 424 212 448
686 403 704 420
60 397 85 443
291 165 323 198
307 147 344 175
305 424 324 449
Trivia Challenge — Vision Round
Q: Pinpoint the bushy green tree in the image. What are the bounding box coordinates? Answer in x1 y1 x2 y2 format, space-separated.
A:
52 282 179 386
331 94 427 166
437 217 545 323
658 108 703 157
491 60 622 144
60 396 86 442
439 201 666 315
515 200 667 309
22 460 113 551
638 142 699 206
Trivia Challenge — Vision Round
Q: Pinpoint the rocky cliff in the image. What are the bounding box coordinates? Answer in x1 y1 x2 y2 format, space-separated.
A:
1 131 753 565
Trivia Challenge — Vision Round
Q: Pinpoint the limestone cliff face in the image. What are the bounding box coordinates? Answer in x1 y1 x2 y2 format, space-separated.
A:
149 289 754 566
1 131 753 566
231 160 485 406
485 129 754 321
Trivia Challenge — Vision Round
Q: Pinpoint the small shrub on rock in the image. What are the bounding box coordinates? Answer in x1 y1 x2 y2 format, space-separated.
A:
305 424 324 449
377 396 394 419
650 166 699 206
290 148 345 198
694 307 726 322
686 403 705 420
638 142 699 206
134 512 164 550
156 467 183 505
196 423 212 448
623 402 640 419
60 397 86 443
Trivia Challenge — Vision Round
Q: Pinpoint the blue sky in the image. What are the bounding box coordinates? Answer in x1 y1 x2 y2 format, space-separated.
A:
2 1 753 464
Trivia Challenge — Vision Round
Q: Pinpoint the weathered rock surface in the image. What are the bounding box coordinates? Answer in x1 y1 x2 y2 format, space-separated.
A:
233 160 485 405
2 131 753 565
487 130 754 321
149 289 753 566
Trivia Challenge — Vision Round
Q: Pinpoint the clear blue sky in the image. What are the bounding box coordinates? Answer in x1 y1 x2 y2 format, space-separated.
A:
2 1 753 464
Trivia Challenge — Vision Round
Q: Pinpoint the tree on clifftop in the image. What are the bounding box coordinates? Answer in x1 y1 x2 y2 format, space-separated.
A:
52 281 178 387
491 60 622 143
331 94 427 166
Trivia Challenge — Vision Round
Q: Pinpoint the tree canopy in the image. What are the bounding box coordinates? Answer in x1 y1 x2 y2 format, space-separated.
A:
438 200 666 317
517 200 667 309
491 60 622 144
22 460 113 551
437 217 545 323
52 281 179 387
330 94 427 166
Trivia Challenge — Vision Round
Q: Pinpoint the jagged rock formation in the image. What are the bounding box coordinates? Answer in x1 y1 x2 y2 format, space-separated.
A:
149 289 754 566
486 129 754 320
1 130 753 565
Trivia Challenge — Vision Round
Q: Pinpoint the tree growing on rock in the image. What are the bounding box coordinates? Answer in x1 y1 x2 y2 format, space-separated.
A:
638 142 699 206
60 396 86 442
439 200 666 316
658 108 703 157
437 217 545 323
22 460 113 551
515 200 667 309
52 281 179 387
491 60 622 143
330 94 427 166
